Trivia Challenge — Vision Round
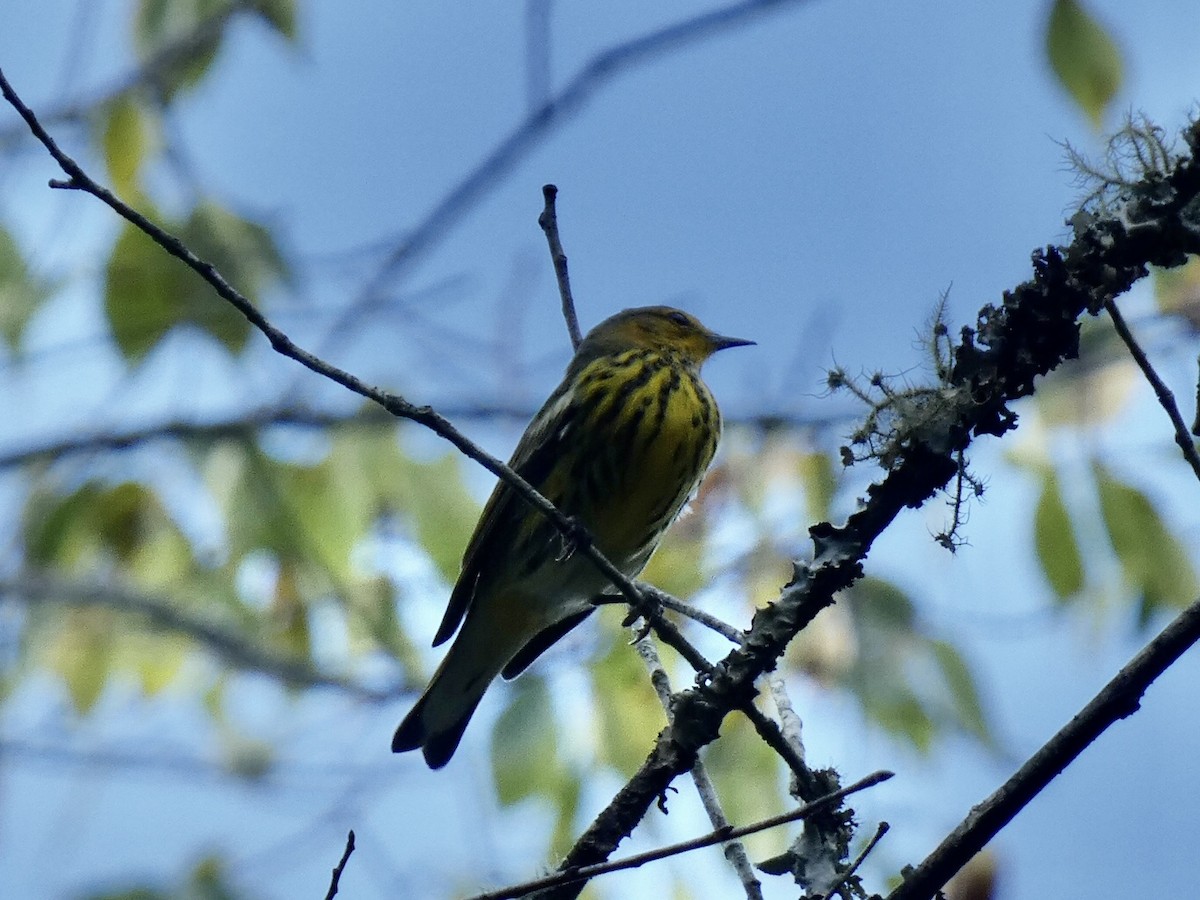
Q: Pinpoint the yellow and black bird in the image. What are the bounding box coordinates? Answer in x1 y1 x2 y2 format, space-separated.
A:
392 306 752 768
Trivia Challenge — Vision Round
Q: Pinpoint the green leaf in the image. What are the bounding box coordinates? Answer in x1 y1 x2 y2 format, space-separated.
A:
1152 255 1200 332
931 639 992 746
105 202 285 361
1046 0 1123 128
105 219 188 361
703 713 785 857
0 223 53 350
134 0 230 100
1034 468 1084 600
491 676 559 805
100 95 156 200
592 624 666 772
1094 463 1199 620
797 449 837 522
384 442 478 584
50 608 115 714
249 0 298 41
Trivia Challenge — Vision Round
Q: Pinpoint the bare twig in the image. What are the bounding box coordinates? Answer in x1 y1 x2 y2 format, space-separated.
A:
0 402 858 473
0 68 665 637
354 0 811 299
0 2 247 150
1104 298 1200 481
472 771 893 900
536 119 1200 898
635 634 763 900
888 595 1200 900
324 830 356 900
817 822 889 900
539 184 582 348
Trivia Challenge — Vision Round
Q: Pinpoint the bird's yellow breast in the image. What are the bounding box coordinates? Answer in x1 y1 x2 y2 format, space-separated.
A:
581 353 719 567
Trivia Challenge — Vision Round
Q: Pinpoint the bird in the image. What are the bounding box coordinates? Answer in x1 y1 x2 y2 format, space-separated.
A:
392 306 753 768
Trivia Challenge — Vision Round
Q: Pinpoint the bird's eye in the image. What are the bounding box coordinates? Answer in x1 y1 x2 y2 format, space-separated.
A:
667 311 690 327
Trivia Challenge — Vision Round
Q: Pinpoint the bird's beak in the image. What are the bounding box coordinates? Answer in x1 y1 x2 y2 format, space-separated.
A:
710 333 755 352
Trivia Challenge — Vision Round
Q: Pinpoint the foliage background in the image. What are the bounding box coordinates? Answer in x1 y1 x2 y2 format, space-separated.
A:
2 1 1200 898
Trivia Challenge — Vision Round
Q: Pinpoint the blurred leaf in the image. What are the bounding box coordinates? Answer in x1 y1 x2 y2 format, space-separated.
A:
1153 255 1200 332
931 639 992 746
249 0 298 40
492 675 559 806
105 201 286 362
49 608 115 714
134 0 230 100
132 632 189 696
0 223 53 350
843 578 993 751
105 219 189 361
378 440 478 583
222 735 275 781
24 481 188 573
1034 468 1084 600
270 558 310 657
593 624 665 772
101 94 157 200
1033 320 1135 427
81 853 248 900
797 448 837 522
703 713 785 857
639 526 707 600
1045 0 1122 128
1094 462 1199 621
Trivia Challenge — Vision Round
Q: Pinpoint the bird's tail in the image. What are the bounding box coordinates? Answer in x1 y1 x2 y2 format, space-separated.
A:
392 593 530 769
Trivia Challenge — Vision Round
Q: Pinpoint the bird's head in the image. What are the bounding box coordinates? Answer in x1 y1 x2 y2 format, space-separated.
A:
578 306 754 367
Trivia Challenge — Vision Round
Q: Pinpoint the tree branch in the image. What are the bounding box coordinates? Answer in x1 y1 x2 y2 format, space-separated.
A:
1103 297 1200 481
539 184 582 349
888 594 1200 900
0 67 665 637
535 120 1200 897
477 770 893 900
1 573 398 701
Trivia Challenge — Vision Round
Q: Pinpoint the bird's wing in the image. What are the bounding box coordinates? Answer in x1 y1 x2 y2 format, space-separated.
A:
431 380 578 646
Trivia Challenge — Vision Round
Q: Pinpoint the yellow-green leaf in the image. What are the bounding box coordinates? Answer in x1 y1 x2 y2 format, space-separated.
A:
1153 256 1200 332
134 0 230 100
249 0 298 41
931 639 993 747
592 625 665 772
105 202 285 361
50 609 115 714
100 95 156 200
1094 462 1199 621
1034 468 1084 600
0 224 53 350
1046 0 1123 128
492 676 559 806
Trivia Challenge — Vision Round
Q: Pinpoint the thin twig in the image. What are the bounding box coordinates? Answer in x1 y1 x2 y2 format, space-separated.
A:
634 634 763 900
1 574 397 701
636 583 746 644
473 771 892 900
0 3 247 150
1104 298 1200 481
539 184 582 349
324 830 356 900
0 402 859 473
1192 355 1200 437
0 67 665 640
817 822 889 900
354 0 811 300
536 118 1200 897
888 595 1200 900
